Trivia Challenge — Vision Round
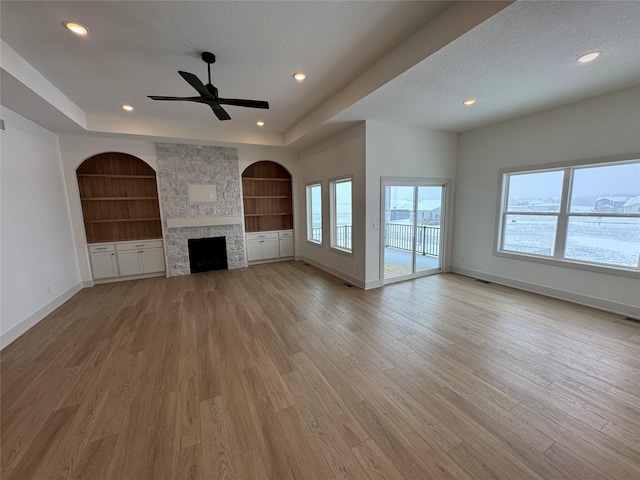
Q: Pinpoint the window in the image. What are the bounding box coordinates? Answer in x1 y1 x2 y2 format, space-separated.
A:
498 159 640 272
306 183 322 244
330 178 352 252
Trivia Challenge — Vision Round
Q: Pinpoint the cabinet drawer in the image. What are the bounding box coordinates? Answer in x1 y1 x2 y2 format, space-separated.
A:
279 231 293 238
88 244 115 253
116 240 163 251
246 232 278 241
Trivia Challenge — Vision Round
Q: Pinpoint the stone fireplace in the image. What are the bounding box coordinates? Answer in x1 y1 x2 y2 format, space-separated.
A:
156 143 246 276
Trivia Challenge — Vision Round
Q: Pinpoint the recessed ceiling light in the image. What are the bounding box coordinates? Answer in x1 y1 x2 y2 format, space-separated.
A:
64 22 89 36
463 98 477 106
293 72 306 81
256 120 265 126
122 104 134 112
577 51 601 63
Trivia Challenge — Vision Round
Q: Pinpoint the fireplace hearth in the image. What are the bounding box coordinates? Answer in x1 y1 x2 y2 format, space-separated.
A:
188 236 228 274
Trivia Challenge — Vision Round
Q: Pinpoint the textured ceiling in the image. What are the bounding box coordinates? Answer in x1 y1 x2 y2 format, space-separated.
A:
333 0 640 132
1 1 638 148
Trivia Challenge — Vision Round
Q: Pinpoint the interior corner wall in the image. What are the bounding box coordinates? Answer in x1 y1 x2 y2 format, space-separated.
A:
365 121 458 287
1 107 81 348
454 86 640 317
298 123 366 286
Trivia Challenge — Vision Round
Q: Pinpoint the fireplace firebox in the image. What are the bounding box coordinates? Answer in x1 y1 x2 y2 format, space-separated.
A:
188 236 228 273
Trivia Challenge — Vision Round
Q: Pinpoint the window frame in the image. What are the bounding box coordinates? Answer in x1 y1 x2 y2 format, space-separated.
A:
329 176 353 254
495 155 640 278
306 181 323 245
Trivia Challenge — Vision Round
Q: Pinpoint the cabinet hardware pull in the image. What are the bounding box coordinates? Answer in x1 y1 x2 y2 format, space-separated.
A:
97 247 107 250
135 244 144 247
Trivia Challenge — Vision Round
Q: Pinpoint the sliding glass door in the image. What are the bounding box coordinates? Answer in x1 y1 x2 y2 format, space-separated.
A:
383 181 445 283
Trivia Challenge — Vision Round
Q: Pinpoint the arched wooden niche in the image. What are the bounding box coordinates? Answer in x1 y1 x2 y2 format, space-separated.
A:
76 152 162 243
241 161 293 232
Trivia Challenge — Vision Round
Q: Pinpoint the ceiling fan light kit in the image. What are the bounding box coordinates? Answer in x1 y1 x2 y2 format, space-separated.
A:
148 51 269 121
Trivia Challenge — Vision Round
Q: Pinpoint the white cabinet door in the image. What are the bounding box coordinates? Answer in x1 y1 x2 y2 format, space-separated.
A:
90 252 119 279
118 250 143 276
141 248 165 273
261 238 279 259
246 241 262 262
279 236 294 257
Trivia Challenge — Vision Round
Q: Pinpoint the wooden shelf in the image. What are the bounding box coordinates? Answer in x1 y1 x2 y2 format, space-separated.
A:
80 197 158 201
242 161 293 233
242 177 290 182
244 213 291 217
87 236 162 245
243 195 290 199
77 152 163 243
77 174 156 179
84 218 161 224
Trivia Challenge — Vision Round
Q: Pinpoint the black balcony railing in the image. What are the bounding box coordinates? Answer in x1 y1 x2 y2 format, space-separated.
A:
386 223 440 256
310 225 352 250
335 225 352 250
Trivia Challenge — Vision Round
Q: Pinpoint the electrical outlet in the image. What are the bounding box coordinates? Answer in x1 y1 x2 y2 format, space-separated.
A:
208 193 214 200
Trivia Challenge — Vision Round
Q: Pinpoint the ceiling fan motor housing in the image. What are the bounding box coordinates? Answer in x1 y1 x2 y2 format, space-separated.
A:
201 52 215 64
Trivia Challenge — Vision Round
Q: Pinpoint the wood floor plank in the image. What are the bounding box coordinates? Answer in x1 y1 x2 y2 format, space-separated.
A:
2 262 638 479
200 396 235 480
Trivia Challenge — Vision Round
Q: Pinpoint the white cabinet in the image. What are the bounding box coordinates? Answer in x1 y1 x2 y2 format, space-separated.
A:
88 244 119 279
246 230 294 263
116 240 165 276
246 232 279 262
89 239 165 281
117 250 144 276
278 231 294 258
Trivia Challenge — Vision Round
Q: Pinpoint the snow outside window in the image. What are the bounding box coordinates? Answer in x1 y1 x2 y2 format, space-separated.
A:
498 160 640 272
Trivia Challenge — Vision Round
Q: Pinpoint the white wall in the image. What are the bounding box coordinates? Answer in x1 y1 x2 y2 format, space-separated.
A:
1 107 81 348
298 123 367 286
454 86 640 317
365 122 458 287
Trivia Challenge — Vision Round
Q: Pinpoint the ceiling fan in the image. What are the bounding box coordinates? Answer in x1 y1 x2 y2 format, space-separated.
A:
148 52 269 121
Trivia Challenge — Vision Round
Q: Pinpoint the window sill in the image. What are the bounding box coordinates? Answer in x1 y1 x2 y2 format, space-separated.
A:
330 246 353 257
494 250 640 279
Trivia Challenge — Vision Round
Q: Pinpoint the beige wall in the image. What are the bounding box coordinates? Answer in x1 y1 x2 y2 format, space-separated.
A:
454 86 640 317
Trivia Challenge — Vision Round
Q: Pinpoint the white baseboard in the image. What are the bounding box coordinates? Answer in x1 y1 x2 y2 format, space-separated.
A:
365 279 383 290
247 256 294 266
93 271 165 284
1 281 83 350
297 256 366 289
451 266 640 319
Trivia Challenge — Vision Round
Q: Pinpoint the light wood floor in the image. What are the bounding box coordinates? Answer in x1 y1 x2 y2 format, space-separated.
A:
2 261 639 480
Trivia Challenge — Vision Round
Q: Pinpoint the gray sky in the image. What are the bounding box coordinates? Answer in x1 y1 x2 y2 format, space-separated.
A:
509 162 640 199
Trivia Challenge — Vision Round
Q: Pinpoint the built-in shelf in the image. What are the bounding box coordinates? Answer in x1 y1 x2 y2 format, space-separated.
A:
243 212 291 217
77 174 156 179
242 177 290 182
242 161 293 233
80 197 158 201
243 195 290 199
84 218 161 224
76 152 163 243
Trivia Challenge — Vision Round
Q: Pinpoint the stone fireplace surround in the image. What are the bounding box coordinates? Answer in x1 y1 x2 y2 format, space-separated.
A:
156 143 247 276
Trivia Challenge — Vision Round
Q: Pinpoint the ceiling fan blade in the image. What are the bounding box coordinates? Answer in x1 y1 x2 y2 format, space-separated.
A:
207 102 231 121
178 71 213 99
218 98 269 109
148 95 201 101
